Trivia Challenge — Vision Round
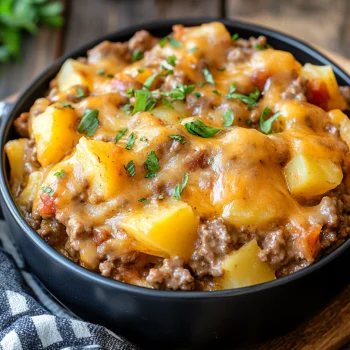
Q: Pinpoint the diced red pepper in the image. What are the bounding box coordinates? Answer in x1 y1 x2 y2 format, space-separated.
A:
38 192 56 216
307 79 330 110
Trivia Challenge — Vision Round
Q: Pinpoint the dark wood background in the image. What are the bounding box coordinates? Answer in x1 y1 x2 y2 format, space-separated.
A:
1 1 350 349
1 0 350 99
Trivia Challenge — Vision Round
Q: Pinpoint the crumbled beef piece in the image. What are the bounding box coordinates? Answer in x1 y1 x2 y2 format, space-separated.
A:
99 260 114 277
128 30 159 53
30 98 50 117
227 36 267 63
340 86 350 106
37 218 67 248
66 217 91 246
14 113 29 138
24 139 41 174
190 219 232 278
282 77 308 101
146 257 194 291
259 230 287 270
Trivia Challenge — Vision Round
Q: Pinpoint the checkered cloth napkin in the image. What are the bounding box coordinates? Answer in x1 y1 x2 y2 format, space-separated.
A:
0 102 138 350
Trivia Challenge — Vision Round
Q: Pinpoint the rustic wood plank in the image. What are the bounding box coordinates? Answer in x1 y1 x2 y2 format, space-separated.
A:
226 0 350 58
63 0 221 53
0 27 61 100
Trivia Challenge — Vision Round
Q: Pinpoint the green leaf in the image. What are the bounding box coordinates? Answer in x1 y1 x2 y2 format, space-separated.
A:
138 68 144 73
161 98 174 109
168 135 186 144
222 109 234 127
260 107 281 134
226 83 259 106
168 38 182 48
125 133 137 150
253 43 270 50
203 67 215 85
184 120 221 138
57 101 73 109
143 73 159 89
158 194 164 200
132 49 144 62
138 198 148 204
173 173 189 200
166 55 176 66
114 128 128 144
217 67 226 72
161 84 195 101
53 170 65 178
124 160 136 176
231 33 239 41
212 90 221 96
96 69 105 75
140 136 149 142
41 186 54 197
132 89 151 114
76 87 85 98
144 150 160 178
78 109 100 136
188 46 198 53
194 92 201 98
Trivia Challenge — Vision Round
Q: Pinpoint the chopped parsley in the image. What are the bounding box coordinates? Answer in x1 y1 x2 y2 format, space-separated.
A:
212 90 221 96
203 67 215 85
260 107 281 134
159 37 182 48
226 83 259 106
114 128 128 144
76 87 86 98
57 102 73 109
132 49 144 62
217 67 226 72
126 87 134 98
124 160 136 176
162 98 174 109
188 46 198 53
246 119 252 126
184 120 221 138
96 69 105 75
78 109 100 136
222 109 234 127
253 43 270 50
138 198 148 204
169 135 186 144
194 92 201 98
140 136 149 142
166 55 176 66
125 133 136 150
144 150 160 178
124 104 132 115
231 33 239 41
132 90 151 114
209 157 214 165
107 73 114 78
161 84 195 101
41 186 54 197
173 173 189 200
54 170 66 178
143 73 159 89
138 68 145 73
198 82 205 88
158 194 164 200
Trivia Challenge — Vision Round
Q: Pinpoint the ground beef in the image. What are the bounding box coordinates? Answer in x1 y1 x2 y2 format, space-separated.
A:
281 76 308 101
37 218 67 248
146 257 194 291
14 113 29 138
24 140 41 174
190 219 233 278
127 30 159 53
340 86 350 107
227 36 267 63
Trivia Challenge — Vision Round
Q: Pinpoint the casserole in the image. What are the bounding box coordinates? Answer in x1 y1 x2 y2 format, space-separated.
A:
1 19 350 348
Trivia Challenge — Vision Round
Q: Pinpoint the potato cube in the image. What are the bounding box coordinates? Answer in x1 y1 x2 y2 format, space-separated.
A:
119 199 199 261
219 240 276 289
328 109 350 149
57 59 93 92
32 104 79 167
4 138 28 195
284 154 343 198
18 171 43 207
79 239 99 270
74 137 126 200
301 64 347 110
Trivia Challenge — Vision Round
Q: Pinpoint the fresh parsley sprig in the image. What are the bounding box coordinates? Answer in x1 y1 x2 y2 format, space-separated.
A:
144 150 160 178
184 120 221 138
78 109 100 136
260 107 281 134
226 83 260 106
173 173 189 200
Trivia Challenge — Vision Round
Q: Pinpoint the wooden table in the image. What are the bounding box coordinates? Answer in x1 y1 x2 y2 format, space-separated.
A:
1 1 350 349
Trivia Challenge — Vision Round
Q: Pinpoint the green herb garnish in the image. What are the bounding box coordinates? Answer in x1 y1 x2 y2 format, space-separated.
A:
217 67 226 72
169 135 186 144
125 133 136 150
41 186 54 197
124 160 136 176
57 102 73 109
124 104 132 115
140 136 149 142
260 107 281 134
198 82 205 88
222 109 234 127
138 68 145 73
161 84 195 101
114 128 128 144
166 55 176 66
226 83 259 106
132 90 151 114
138 198 148 204
203 67 215 85
96 69 105 75
184 120 221 138
194 92 201 98
158 194 164 200
173 173 189 200
188 46 198 53
231 33 239 41
126 87 134 98
76 87 86 98
144 150 160 178
132 49 144 62
54 170 66 178
212 90 221 96
143 73 159 89
159 37 182 48
253 43 270 50
78 109 100 136
107 73 114 78
246 119 252 126
162 98 174 109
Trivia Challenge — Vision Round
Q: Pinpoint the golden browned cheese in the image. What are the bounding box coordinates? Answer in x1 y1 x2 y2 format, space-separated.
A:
5 22 350 290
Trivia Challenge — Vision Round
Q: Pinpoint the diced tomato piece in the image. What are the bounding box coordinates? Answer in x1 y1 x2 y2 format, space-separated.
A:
307 79 330 110
251 70 270 91
38 192 56 216
301 224 322 262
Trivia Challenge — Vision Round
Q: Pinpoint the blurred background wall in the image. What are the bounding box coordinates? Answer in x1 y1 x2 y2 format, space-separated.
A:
1 0 349 99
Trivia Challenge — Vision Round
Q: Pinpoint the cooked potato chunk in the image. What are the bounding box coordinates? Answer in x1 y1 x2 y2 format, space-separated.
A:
328 109 350 148
74 137 126 200
57 59 93 92
18 171 43 207
301 64 347 110
219 240 276 289
32 104 79 167
5 138 27 195
79 240 99 270
284 154 343 198
119 199 199 261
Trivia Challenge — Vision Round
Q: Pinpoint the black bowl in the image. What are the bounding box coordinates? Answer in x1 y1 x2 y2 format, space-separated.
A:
1 18 350 349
